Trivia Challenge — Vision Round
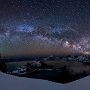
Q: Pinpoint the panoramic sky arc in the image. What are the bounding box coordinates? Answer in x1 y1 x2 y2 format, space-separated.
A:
0 0 90 57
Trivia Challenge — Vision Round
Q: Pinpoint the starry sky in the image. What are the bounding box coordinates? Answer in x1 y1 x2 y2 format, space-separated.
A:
0 0 90 57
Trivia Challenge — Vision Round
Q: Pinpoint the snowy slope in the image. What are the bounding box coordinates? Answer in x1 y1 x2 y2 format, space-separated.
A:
0 72 90 90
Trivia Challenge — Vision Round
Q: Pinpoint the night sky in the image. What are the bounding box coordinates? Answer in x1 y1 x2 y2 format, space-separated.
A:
0 0 90 57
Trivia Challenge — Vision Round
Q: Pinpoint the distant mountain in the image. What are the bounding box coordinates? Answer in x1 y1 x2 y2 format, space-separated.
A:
2 54 90 62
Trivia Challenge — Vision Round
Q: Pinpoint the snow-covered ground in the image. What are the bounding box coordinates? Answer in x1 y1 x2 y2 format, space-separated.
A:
0 72 90 90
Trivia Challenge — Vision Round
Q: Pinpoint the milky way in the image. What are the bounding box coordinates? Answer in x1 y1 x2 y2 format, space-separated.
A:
0 0 90 57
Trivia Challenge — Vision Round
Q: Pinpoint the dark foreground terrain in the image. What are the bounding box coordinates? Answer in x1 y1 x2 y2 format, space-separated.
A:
1 55 90 83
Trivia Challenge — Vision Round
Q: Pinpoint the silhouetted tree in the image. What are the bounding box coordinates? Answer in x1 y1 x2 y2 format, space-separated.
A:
25 63 32 76
0 53 7 73
0 62 7 73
